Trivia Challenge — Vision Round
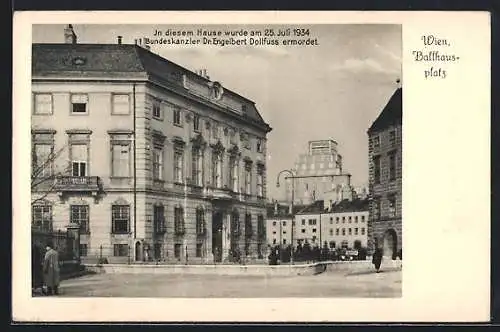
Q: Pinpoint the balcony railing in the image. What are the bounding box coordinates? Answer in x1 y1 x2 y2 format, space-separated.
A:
55 176 101 192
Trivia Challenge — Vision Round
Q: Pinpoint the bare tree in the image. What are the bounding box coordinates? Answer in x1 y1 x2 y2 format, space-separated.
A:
31 145 69 206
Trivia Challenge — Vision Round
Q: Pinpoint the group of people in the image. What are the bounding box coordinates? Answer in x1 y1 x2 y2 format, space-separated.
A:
267 242 395 274
32 242 60 296
267 242 368 265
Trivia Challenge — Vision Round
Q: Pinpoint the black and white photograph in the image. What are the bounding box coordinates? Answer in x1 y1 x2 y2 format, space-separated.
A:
29 23 402 298
13 11 490 322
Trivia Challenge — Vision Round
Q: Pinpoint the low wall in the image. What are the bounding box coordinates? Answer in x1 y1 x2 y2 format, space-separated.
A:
84 259 402 277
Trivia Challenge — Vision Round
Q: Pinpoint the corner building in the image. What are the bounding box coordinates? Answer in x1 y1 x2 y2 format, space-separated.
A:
367 88 402 258
31 26 272 264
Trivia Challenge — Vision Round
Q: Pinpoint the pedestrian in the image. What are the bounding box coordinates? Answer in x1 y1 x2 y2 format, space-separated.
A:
43 242 60 295
32 243 43 293
372 247 383 273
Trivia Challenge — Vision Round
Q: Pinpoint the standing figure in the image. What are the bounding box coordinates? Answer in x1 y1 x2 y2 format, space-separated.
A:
32 244 43 292
43 242 60 295
372 247 383 273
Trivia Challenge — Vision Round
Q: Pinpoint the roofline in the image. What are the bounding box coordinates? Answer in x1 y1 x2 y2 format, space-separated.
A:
31 43 260 105
32 42 272 132
367 121 402 135
145 77 272 133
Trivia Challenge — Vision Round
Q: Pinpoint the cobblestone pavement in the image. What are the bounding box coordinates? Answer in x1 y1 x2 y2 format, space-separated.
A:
55 268 402 298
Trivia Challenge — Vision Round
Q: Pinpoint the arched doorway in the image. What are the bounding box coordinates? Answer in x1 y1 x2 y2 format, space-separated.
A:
212 211 223 262
353 240 362 250
135 241 142 262
383 229 398 260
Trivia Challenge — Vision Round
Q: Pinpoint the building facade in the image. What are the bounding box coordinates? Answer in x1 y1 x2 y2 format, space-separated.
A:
31 25 272 264
285 139 353 205
295 199 369 249
367 88 402 258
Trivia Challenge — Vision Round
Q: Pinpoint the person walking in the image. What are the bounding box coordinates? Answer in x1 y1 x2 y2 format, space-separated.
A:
372 247 383 273
43 242 60 295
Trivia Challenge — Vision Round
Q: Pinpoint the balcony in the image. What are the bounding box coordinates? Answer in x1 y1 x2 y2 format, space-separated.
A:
205 185 235 201
55 176 102 202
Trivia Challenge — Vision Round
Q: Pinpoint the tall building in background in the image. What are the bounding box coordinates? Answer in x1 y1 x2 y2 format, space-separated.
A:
367 87 402 258
285 139 353 205
31 25 272 264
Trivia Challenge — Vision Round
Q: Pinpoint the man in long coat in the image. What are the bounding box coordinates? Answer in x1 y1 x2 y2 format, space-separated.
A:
43 242 60 295
372 247 383 273
32 244 43 292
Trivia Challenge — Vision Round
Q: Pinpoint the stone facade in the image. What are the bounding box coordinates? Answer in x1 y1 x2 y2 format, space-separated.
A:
367 88 402 257
31 30 271 264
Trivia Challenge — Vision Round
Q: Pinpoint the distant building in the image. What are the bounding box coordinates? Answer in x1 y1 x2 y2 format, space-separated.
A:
295 199 369 249
367 88 402 258
265 202 306 246
285 139 353 205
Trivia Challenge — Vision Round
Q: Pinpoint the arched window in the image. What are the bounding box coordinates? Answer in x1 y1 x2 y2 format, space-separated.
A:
231 210 240 237
329 241 336 249
341 240 349 249
245 213 252 238
174 205 185 235
196 207 205 236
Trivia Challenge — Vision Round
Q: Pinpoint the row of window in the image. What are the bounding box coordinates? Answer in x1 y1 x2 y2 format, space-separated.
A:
155 144 265 195
33 93 265 153
33 204 267 237
271 227 366 236
271 239 363 249
33 140 265 196
299 227 366 236
81 242 208 258
372 194 398 219
298 215 366 226
371 130 397 149
373 151 398 184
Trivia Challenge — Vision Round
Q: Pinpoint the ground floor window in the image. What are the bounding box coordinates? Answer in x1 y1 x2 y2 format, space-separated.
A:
341 240 349 249
113 244 128 257
32 205 52 232
174 243 181 259
79 244 88 257
196 243 203 257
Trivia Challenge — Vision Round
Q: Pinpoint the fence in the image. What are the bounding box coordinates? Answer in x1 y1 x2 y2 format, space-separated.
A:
32 228 76 262
80 245 132 265
32 228 84 286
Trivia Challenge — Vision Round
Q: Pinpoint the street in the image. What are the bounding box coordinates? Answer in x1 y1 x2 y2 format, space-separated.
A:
56 269 401 298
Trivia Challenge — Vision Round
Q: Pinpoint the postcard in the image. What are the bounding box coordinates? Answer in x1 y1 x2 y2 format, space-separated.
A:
12 10 490 322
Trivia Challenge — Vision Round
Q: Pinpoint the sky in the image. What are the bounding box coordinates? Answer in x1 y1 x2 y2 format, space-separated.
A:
32 24 402 200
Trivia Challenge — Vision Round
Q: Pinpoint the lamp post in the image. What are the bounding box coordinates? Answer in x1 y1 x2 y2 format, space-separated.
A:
276 169 296 265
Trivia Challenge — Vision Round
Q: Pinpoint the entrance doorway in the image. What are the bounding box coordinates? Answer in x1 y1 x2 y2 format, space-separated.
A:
212 211 223 262
383 229 398 260
135 241 142 262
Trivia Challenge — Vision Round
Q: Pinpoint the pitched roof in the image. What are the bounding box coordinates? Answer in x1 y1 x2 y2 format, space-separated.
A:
266 203 308 218
32 43 271 130
296 200 325 214
368 88 402 134
330 198 369 213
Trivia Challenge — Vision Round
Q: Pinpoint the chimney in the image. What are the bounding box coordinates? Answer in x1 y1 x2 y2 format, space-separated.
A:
64 24 77 44
117 36 123 44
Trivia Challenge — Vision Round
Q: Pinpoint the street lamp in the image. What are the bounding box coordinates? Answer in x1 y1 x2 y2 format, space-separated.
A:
276 169 296 265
